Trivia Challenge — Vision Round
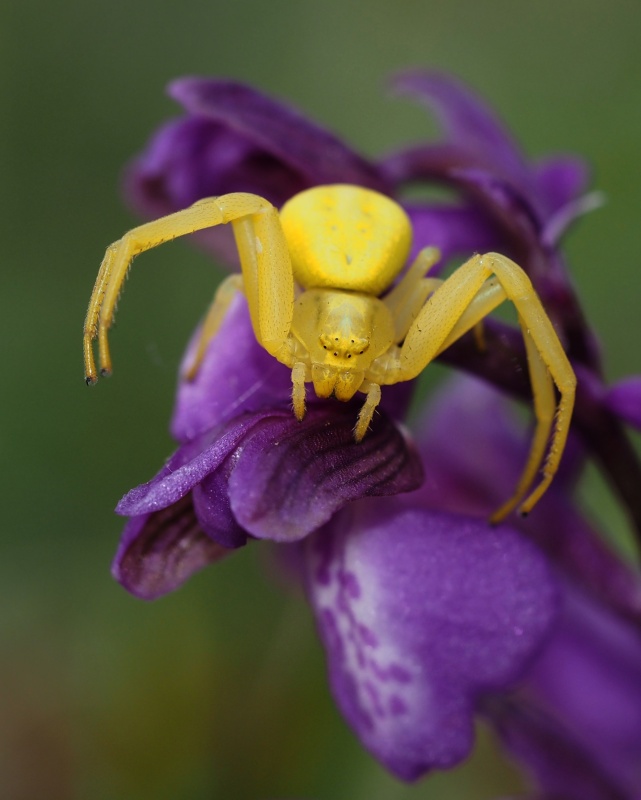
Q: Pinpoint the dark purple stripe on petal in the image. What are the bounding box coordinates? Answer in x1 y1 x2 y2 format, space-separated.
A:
228 404 423 542
168 79 389 193
112 495 232 600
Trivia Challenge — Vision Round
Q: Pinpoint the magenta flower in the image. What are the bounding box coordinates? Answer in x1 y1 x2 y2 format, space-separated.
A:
108 72 641 788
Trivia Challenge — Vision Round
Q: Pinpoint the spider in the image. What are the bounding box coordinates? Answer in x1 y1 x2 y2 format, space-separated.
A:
84 184 575 522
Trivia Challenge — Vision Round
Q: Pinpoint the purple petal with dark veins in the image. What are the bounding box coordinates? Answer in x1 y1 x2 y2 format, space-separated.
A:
112 494 232 600
228 404 423 542
305 498 557 781
119 401 421 545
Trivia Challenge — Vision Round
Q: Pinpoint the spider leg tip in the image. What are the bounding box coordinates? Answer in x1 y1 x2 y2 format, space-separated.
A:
100 367 112 378
85 374 97 386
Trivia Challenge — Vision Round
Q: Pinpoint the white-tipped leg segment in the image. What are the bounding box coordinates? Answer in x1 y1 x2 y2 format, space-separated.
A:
355 381 382 442
396 253 575 518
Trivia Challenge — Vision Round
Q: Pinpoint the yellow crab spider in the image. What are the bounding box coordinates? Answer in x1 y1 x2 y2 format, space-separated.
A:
84 184 576 522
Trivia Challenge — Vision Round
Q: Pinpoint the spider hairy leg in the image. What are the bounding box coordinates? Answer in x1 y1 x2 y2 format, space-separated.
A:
83 193 294 384
383 247 444 343
355 381 382 442
489 319 556 523
184 274 244 380
394 252 575 518
292 361 307 421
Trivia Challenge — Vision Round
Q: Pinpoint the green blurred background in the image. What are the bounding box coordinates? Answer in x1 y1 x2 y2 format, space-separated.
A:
2 1 641 797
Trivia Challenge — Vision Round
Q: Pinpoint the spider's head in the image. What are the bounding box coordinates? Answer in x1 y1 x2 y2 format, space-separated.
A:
293 288 395 400
312 328 369 400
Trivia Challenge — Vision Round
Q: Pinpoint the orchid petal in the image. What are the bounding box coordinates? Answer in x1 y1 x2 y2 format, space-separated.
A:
306 499 557 780
112 495 232 600
228 406 423 542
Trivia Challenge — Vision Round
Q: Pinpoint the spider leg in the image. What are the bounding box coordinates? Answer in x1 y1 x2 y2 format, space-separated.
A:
355 381 382 442
291 361 308 421
383 247 443 343
183 274 244 380
396 252 575 518
489 318 557 522
435 277 506 355
84 194 294 383
227 204 294 358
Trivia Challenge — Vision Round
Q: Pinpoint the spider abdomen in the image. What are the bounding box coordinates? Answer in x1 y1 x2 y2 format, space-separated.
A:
279 184 412 295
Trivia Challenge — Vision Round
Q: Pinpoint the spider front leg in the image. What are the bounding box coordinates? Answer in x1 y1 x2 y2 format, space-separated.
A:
83 193 295 384
395 252 576 520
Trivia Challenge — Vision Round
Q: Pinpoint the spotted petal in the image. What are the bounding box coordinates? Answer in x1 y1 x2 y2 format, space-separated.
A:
305 499 557 780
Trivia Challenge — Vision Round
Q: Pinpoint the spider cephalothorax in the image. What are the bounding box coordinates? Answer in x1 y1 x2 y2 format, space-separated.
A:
84 184 575 521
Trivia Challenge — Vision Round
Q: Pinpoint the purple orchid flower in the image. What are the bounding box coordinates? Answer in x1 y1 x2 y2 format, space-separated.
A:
109 72 641 787
114 293 559 781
